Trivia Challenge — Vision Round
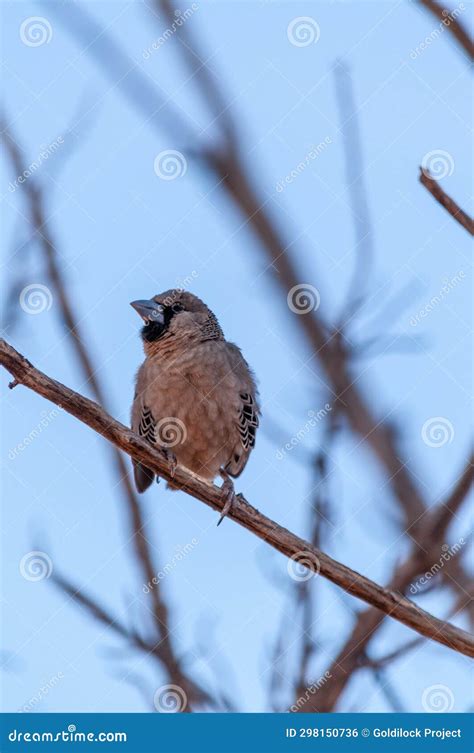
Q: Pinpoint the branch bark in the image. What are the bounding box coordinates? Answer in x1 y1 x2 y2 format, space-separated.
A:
2 337 473 659
49 0 432 541
295 456 473 711
420 168 474 235
418 0 474 61
1 121 207 707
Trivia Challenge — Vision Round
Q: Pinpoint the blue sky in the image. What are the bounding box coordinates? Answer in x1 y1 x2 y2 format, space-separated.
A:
1 0 472 713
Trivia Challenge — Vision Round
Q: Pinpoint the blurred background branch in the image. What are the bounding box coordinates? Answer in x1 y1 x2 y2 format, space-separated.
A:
1 121 213 711
2 0 472 714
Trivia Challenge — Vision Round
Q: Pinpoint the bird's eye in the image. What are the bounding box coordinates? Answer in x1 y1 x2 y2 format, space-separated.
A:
172 302 184 313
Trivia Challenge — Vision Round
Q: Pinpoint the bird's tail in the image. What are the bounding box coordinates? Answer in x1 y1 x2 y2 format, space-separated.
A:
133 461 155 493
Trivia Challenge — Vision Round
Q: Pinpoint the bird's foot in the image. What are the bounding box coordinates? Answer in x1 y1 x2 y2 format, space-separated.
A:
161 448 177 479
217 472 238 526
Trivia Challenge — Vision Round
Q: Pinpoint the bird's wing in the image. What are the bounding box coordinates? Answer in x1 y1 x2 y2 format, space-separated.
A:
224 343 260 478
131 371 156 492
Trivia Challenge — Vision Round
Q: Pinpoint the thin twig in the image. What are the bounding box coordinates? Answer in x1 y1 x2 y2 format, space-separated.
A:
334 60 375 322
420 168 474 235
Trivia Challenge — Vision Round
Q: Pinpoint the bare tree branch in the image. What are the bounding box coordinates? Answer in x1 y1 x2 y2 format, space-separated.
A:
1 119 207 708
295 455 473 711
417 0 474 61
1 337 473 659
334 60 375 321
49 0 433 541
50 570 213 710
25 2 473 713
419 168 474 235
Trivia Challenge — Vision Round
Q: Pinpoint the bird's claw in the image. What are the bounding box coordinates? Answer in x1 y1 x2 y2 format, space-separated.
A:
162 448 177 479
217 474 238 526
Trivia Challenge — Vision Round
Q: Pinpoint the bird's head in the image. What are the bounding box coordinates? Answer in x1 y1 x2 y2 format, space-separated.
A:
130 290 223 353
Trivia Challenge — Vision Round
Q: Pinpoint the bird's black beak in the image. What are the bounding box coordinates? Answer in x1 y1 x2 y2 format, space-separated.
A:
130 299 165 325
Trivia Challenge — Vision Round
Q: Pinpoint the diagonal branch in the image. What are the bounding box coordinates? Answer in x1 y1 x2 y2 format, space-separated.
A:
49 0 430 540
417 0 474 61
1 337 473 659
295 455 473 711
1 119 206 707
50 569 213 709
420 168 474 235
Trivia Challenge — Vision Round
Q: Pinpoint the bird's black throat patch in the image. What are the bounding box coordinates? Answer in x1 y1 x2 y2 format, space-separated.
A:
141 306 175 342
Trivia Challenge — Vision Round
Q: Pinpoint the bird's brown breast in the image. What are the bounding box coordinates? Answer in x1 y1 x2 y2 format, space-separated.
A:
134 342 243 480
